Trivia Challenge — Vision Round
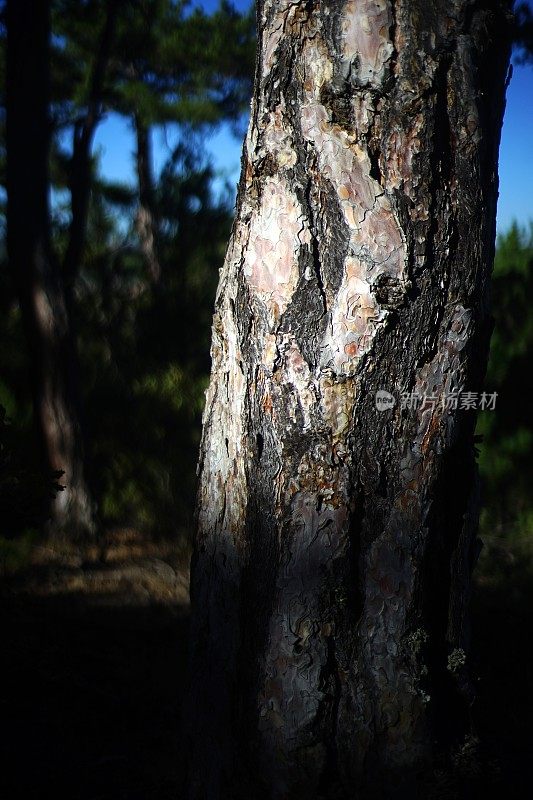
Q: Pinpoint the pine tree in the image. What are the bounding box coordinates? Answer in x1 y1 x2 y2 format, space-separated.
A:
186 1 513 796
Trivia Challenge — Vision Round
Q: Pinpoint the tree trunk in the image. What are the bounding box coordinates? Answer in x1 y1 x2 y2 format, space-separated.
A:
134 114 162 284
6 0 96 537
63 0 120 287
186 1 512 797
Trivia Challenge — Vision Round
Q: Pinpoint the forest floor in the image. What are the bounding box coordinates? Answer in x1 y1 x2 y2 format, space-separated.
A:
1 530 191 800
1 531 532 799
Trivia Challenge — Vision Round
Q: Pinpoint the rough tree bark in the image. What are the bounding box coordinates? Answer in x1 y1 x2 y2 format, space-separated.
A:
6 0 95 537
186 1 512 797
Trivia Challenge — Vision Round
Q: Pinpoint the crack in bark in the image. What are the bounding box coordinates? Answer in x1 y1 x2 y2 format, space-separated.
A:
317 631 343 796
305 178 328 320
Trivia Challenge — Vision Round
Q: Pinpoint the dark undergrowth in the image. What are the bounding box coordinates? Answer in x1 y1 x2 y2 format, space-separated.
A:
468 538 533 797
1 532 190 800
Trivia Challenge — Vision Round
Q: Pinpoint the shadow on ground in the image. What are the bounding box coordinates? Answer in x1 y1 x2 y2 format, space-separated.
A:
1 533 190 800
1 534 532 798
469 541 533 795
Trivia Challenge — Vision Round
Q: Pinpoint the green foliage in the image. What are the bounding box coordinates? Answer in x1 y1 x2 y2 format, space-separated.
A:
0 0 253 540
477 222 533 541
74 148 231 536
514 2 533 64
0 529 39 574
51 0 255 131
0 405 63 542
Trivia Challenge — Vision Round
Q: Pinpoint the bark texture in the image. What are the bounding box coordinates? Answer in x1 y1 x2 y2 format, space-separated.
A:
6 0 96 537
186 1 512 797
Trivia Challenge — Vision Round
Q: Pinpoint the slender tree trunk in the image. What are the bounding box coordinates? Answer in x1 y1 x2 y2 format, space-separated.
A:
63 0 120 287
6 0 95 537
186 1 512 797
134 114 162 284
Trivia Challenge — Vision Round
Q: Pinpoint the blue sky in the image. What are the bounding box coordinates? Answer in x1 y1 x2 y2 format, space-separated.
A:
92 0 533 234
498 60 533 231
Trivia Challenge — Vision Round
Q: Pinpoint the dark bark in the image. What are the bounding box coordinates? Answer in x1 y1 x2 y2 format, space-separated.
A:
63 0 120 288
186 1 513 798
134 113 162 284
6 0 95 537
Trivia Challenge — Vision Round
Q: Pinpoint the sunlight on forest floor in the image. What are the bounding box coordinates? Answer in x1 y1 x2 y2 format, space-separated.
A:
2 528 191 610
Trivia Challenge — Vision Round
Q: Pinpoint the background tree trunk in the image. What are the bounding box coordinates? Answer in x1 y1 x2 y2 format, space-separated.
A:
63 0 120 288
186 1 512 797
134 113 162 285
6 0 95 537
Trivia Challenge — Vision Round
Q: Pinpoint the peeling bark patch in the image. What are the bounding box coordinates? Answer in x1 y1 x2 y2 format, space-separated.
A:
320 377 357 445
243 175 307 324
298 32 408 374
341 0 395 88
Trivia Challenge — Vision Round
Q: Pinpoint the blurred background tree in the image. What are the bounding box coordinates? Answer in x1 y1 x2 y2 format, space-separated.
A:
0 0 254 543
0 402 63 571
